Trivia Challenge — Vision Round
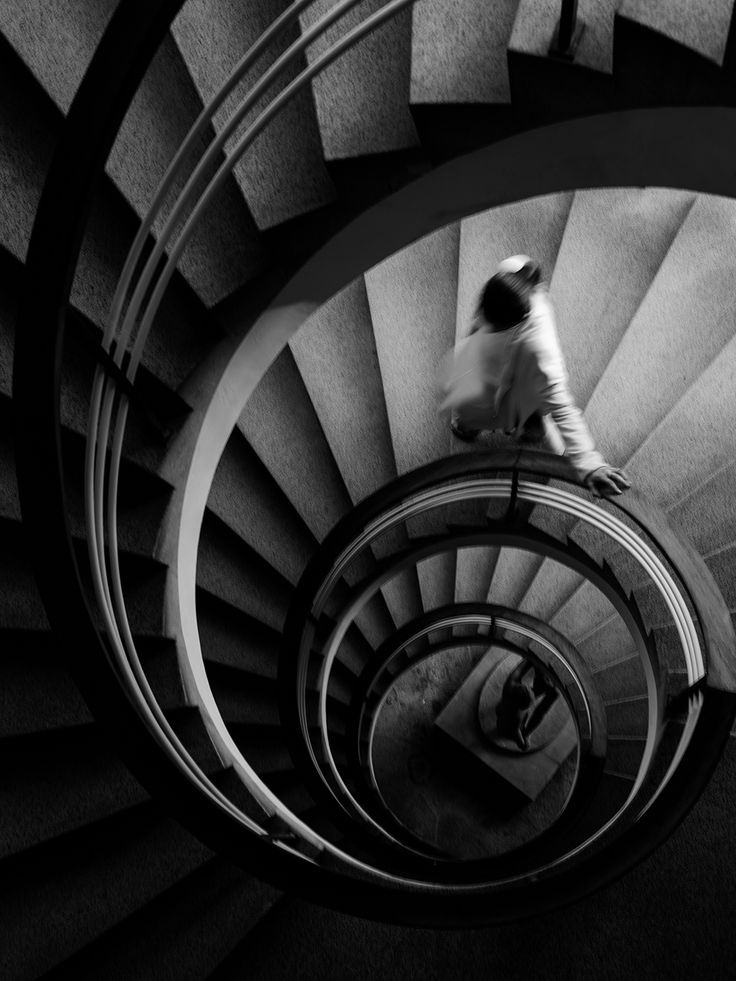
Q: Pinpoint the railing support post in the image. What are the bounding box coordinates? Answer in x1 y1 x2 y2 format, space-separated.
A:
549 0 585 61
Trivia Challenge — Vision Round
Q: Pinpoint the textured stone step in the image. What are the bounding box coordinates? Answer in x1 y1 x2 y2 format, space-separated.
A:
366 222 460 605
510 0 618 74
172 0 336 230
550 579 620 647
411 0 520 103
290 277 397 508
549 187 694 408
196 509 294 632
605 695 650 738
0 807 212 980
618 0 733 65
209 428 317 586
299 0 418 160
0 8 265 306
584 193 736 468
590 652 647 702
43 857 279 981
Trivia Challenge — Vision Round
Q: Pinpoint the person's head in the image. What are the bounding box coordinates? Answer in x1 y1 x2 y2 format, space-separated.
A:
478 271 533 329
496 253 542 286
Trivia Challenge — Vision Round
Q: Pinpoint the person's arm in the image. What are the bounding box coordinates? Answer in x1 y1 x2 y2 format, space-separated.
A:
524 301 630 497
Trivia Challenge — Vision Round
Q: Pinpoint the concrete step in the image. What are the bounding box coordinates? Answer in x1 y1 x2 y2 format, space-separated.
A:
590 652 647 702
518 556 582 624
549 187 694 408
198 590 280 681
605 695 650 738
298 0 418 160
622 328 736 536
549 578 621 648
172 0 336 230
410 0 520 104
568 769 634 847
0 10 265 307
367 222 460 476
0 630 93 737
584 193 736 467
577 616 643 673
416 551 458 621
290 277 397 507
238 346 355 543
618 0 733 65
487 546 539 610
43 857 279 981
0 727 151 859
196 509 294 632
209 428 317 586
453 545 499 609
366 219 461 629
604 735 645 777
509 0 619 75
0 806 212 980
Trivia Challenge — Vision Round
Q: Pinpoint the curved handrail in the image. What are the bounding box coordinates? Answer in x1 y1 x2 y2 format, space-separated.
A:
83 0 425 862
281 450 732 879
301 524 658 845
351 603 605 772
358 633 603 872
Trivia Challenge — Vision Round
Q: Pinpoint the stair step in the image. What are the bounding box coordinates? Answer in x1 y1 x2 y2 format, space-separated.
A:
299 0 418 160
0 728 150 859
585 193 736 467
238 346 354 542
172 0 336 231
453 545 498 612
197 509 294 633
198 591 280 680
605 696 650 738
411 0 518 104
550 187 695 409
208 428 317 586
577 618 644 673
43 855 280 981
0 805 211 980
605 736 645 776
0 29 59 264
0 629 93 737
510 0 618 75
619 0 732 65
551 578 620 646
591 653 647 701
367 221 459 478
614 9 726 108
290 276 397 506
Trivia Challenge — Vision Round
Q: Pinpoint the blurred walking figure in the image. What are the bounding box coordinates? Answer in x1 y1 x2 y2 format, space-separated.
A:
440 255 630 498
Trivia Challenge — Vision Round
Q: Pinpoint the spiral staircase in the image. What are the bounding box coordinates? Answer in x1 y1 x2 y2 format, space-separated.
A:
3 1 736 977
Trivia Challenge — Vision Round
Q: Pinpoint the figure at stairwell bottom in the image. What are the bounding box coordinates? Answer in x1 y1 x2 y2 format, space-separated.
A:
439 254 631 499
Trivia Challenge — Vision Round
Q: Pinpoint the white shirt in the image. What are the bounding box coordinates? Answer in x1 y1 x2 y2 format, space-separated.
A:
443 289 606 481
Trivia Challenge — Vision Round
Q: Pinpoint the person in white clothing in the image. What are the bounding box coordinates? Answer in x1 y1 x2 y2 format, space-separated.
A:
444 255 630 499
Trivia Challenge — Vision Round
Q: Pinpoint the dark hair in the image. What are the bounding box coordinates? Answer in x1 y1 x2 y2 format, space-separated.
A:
516 260 542 287
478 271 533 329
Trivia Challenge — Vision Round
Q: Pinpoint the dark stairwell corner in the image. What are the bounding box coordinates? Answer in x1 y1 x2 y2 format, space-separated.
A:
3 0 736 978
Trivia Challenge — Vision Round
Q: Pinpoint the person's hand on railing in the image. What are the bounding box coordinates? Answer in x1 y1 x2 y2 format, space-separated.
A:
585 465 631 498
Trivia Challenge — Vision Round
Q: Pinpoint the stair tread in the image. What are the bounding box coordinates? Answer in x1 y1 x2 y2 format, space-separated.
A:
42 855 280 981
411 0 518 103
618 0 732 65
299 0 418 160
510 0 618 74
172 0 336 230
